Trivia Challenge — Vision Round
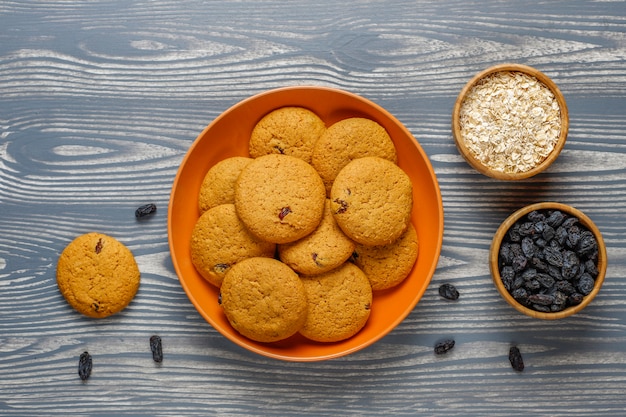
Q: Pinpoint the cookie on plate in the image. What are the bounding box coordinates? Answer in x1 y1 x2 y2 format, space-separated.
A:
220 257 308 343
234 154 326 244
311 117 397 194
249 107 326 163
352 222 419 291
198 156 253 214
330 156 413 246
299 262 372 343
190 204 276 287
56 232 140 318
278 199 355 275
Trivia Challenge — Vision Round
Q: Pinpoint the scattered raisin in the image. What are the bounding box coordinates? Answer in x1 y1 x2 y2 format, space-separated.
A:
149 335 163 363
438 283 459 300
135 203 157 218
78 351 92 381
508 346 524 371
434 339 455 354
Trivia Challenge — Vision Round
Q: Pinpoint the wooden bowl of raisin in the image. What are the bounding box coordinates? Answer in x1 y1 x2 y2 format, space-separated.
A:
490 202 607 319
452 64 569 180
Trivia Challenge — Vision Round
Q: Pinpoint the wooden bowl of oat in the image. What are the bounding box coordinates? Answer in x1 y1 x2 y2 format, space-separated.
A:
452 64 569 180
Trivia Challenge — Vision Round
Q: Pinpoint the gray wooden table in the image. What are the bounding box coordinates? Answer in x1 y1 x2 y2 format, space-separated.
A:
2 1 626 416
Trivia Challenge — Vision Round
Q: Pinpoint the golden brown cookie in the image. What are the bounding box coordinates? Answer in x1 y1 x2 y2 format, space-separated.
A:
330 156 413 246
351 223 419 291
190 204 276 287
198 156 253 214
249 106 326 163
311 117 397 194
278 199 355 275
299 262 372 342
220 257 308 343
234 154 326 244
56 232 140 318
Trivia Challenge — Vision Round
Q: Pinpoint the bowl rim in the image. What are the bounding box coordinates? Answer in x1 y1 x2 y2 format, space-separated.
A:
452 63 570 180
489 202 607 320
167 85 445 361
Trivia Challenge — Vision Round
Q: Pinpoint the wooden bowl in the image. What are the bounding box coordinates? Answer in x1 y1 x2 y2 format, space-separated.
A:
490 202 607 320
452 64 569 180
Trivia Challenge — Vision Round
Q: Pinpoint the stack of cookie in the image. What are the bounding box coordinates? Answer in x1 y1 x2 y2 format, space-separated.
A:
191 107 419 344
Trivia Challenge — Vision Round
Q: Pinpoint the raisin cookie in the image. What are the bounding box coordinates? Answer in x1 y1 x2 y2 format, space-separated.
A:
311 117 397 194
56 232 140 318
234 154 326 244
190 204 276 287
278 199 355 275
249 106 326 163
198 156 253 214
330 156 413 246
299 262 372 342
352 222 419 291
220 257 308 343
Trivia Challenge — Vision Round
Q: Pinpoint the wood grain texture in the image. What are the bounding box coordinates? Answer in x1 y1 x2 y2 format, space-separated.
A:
2 0 626 415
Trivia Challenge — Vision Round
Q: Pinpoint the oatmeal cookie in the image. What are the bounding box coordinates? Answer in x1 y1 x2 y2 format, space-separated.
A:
56 232 140 318
330 156 412 246
220 257 308 343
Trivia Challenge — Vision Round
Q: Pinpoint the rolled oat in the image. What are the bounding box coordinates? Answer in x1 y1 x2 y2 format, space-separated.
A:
459 71 561 174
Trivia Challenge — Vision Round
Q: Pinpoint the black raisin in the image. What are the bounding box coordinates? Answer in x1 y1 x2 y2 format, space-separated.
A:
577 273 595 295
568 292 584 306
562 216 579 228
567 225 582 249
561 250 580 280
78 351 92 381
511 255 527 272
518 222 537 237
438 283 459 300
555 280 576 295
509 346 524 372
278 206 292 220
434 339 455 355
577 231 598 257
530 257 548 272
546 210 566 228
524 279 541 291
528 293 554 306
584 259 599 277
521 237 537 258
500 266 516 291
527 210 545 223
135 203 157 218
551 291 568 312
333 198 348 214
536 273 555 289
520 268 538 281
95 238 103 254
543 246 563 267
511 288 529 304
150 335 163 363
542 225 556 242
507 223 522 242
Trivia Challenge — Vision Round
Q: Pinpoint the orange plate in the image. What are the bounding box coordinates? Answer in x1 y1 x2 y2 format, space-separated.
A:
168 86 444 361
